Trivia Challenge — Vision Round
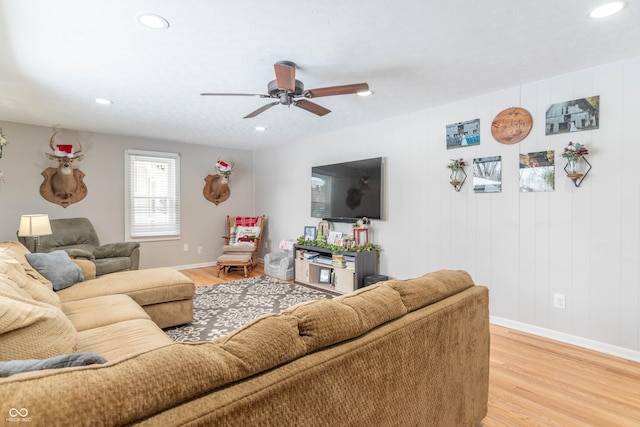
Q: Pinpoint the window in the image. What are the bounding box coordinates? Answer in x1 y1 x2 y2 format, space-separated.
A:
125 150 180 240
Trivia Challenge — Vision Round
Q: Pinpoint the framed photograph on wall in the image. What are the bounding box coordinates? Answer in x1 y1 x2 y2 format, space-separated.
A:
446 118 480 149
545 95 599 135
304 226 317 241
519 151 555 192
473 156 502 193
319 268 331 284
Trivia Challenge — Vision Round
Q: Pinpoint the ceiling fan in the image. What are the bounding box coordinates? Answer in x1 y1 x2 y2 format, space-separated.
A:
201 61 370 119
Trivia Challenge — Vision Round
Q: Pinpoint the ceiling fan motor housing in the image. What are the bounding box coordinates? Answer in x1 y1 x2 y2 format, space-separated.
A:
268 79 304 103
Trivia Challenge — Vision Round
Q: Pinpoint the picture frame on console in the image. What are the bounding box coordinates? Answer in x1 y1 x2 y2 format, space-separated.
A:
319 268 331 284
327 231 342 245
304 226 317 241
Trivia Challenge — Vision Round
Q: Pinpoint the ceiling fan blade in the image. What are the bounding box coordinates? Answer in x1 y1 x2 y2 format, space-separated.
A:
243 101 280 119
201 92 269 97
305 83 369 98
294 99 331 116
274 62 296 91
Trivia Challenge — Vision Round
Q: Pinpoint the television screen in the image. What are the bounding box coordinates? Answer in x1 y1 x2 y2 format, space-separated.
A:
311 157 383 221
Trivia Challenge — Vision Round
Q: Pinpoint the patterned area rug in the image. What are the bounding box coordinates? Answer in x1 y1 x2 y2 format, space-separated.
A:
163 275 333 343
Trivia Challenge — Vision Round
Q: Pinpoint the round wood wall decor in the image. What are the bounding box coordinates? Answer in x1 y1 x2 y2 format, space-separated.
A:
491 107 533 144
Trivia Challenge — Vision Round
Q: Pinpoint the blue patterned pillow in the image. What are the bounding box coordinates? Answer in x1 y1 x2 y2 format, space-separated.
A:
25 250 84 291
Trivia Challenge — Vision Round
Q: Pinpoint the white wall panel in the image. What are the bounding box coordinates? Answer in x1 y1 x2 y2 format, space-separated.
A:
255 56 640 356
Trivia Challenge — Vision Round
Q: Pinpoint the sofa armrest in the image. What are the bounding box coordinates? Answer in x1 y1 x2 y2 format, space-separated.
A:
93 242 140 259
64 248 95 261
279 256 293 270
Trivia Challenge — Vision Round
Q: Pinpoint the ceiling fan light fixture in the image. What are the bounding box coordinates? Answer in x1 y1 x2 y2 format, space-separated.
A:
137 14 170 29
254 126 267 132
357 89 373 97
95 98 113 105
588 1 627 18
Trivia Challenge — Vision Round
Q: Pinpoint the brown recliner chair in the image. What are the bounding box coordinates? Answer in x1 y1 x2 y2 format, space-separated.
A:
18 217 140 276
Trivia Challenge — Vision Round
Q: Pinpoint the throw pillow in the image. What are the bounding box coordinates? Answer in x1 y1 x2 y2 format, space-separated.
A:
234 226 260 245
0 352 106 377
25 251 84 291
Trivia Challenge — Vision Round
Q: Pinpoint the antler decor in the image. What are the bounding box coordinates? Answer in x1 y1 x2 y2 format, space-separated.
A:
203 159 235 205
40 130 88 207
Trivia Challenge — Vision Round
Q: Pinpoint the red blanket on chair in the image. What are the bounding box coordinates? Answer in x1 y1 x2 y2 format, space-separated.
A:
234 217 260 227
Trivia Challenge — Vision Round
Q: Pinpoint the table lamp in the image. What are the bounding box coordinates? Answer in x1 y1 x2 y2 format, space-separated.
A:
18 214 52 253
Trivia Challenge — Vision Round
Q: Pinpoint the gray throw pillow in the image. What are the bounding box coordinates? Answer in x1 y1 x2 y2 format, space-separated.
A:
0 352 107 377
25 250 84 291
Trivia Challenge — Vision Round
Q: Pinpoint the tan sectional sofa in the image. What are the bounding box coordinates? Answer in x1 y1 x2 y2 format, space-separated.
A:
0 240 490 426
0 241 195 361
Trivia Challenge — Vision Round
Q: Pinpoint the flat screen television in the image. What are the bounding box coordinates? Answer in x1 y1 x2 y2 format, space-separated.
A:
311 157 383 222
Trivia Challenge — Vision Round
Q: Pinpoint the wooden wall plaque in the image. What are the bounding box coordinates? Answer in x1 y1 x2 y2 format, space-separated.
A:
491 107 533 144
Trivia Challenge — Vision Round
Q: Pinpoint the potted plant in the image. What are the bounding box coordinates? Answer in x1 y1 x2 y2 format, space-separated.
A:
562 142 589 178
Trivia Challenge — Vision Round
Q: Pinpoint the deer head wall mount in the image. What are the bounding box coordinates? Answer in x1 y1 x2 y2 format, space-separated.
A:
40 130 88 207
203 159 235 205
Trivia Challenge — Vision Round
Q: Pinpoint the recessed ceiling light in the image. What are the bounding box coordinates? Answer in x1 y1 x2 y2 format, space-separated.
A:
255 126 267 131
95 98 113 105
137 14 170 29
357 89 373 97
589 1 627 18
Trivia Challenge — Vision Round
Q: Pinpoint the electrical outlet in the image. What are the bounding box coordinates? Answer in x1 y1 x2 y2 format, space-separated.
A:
183 243 189 252
197 246 203 254
553 293 566 309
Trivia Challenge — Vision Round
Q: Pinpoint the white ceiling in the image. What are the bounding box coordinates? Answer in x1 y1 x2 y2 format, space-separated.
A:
1 0 639 150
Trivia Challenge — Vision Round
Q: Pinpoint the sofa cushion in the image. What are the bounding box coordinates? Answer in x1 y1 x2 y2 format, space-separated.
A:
0 352 106 377
0 278 77 361
285 284 407 352
62 294 152 332
26 250 84 291
56 267 195 306
0 241 53 289
72 259 96 281
221 245 256 253
75 318 174 361
385 269 475 312
0 252 61 307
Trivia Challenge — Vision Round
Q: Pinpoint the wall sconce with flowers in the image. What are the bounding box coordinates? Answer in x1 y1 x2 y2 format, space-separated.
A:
562 142 592 187
447 158 467 192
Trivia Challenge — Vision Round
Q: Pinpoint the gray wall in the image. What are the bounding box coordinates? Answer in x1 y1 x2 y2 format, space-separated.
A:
0 123 255 268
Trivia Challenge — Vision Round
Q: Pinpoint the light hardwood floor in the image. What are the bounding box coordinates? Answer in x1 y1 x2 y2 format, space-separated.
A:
180 265 640 426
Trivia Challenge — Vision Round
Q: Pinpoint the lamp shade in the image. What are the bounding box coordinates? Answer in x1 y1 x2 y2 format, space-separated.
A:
18 214 53 237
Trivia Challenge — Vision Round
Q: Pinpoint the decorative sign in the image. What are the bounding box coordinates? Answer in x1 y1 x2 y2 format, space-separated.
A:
491 107 532 144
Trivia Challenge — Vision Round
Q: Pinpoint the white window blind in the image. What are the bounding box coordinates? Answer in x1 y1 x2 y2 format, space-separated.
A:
125 150 180 240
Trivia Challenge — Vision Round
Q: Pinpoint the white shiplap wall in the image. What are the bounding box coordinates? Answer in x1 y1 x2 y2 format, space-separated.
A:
255 56 640 360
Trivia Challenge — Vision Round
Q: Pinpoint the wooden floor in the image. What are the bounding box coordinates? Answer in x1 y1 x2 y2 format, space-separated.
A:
180 265 640 426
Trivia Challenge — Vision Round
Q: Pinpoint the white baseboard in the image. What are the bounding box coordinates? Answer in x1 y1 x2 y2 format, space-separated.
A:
172 261 216 270
490 316 640 363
